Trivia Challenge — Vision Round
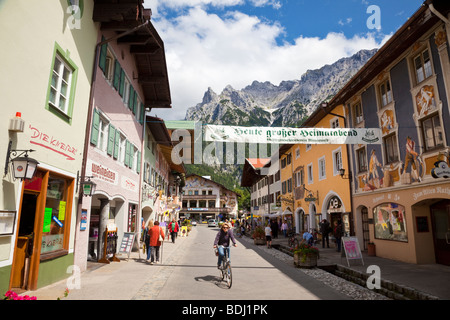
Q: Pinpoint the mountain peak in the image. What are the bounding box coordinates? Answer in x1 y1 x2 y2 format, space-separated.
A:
185 49 377 127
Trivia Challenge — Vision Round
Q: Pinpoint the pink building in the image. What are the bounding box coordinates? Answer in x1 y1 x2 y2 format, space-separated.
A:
74 2 172 271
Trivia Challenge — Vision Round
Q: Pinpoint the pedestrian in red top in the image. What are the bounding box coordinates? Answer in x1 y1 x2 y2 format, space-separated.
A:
168 218 179 243
148 221 165 264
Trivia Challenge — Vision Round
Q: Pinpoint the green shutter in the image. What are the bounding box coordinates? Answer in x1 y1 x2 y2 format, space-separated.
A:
133 91 138 115
90 109 100 146
99 38 107 73
136 151 141 174
113 60 121 90
128 86 135 110
125 140 130 167
119 69 125 97
139 102 145 124
113 130 120 159
107 124 115 156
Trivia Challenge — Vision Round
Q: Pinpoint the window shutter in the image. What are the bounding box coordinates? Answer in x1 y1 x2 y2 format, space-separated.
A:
107 124 115 156
90 109 100 146
128 86 135 110
139 102 145 124
113 60 121 90
136 151 141 174
125 140 131 167
132 91 138 115
113 130 120 159
119 69 125 97
99 39 107 73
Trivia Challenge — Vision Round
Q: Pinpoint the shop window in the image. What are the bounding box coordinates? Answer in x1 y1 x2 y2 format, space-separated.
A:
373 203 407 242
421 113 444 151
41 175 71 256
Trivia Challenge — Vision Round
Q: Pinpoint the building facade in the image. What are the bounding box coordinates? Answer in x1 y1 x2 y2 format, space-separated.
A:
329 1 450 264
0 0 97 292
181 175 238 222
74 1 173 270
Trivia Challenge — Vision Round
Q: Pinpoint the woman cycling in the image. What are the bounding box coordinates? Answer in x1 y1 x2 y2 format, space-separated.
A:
213 222 237 269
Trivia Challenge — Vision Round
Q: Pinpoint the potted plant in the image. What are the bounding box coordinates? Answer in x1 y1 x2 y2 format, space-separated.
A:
293 241 319 268
252 226 266 245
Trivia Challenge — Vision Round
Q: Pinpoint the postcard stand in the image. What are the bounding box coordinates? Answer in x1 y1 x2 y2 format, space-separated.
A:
98 228 120 264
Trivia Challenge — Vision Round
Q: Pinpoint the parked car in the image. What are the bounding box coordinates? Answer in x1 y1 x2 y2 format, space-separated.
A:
207 219 217 227
191 220 197 226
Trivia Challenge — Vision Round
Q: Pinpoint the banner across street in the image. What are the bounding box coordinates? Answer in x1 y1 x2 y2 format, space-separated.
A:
204 124 382 145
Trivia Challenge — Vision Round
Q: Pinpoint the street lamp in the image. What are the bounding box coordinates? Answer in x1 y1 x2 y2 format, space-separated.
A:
4 140 39 180
76 171 97 197
339 168 352 180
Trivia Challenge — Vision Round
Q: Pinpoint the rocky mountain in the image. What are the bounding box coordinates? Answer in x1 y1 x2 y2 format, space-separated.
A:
185 49 377 127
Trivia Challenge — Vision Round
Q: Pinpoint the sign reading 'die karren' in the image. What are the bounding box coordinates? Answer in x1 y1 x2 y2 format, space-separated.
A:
204 125 382 145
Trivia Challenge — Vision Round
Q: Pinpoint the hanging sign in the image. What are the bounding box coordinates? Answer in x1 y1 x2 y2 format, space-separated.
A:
204 125 382 144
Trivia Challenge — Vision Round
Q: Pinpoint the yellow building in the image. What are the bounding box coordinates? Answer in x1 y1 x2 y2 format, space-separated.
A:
279 144 295 232
290 104 352 239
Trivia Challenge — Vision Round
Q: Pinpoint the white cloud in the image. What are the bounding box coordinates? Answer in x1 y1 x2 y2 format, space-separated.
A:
143 2 388 120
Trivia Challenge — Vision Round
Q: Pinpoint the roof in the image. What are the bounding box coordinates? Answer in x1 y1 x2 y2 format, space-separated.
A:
93 0 171 109
241 158 267 187
247 158 271 170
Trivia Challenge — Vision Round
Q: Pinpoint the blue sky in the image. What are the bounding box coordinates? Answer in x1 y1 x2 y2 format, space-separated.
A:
143 0 424 120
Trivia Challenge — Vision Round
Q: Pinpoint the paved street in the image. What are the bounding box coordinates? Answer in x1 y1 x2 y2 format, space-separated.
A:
25 225 350 300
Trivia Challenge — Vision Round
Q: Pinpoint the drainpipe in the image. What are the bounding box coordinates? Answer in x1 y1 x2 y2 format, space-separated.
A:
429 3 450 44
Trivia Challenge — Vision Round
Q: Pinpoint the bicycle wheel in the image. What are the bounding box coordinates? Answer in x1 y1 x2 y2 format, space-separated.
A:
223 262 232 288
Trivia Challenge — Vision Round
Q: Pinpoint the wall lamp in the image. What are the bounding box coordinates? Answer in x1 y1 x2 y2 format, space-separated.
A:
76 171 96 197
4 140 39 180
339 168 352 180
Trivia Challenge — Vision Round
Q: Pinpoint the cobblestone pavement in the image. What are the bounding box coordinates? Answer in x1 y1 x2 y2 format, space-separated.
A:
238 235 390 300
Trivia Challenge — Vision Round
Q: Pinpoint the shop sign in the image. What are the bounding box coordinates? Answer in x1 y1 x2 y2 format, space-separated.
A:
328 196 343 213
122 176 138 192
29 125 77 160
41 234 64 253
87 160 118 185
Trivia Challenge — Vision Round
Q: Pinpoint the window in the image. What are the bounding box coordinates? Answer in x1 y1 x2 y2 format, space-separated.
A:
318 157 326 180
306 144 312 151
46 43 78 123
353 102 363 125
356 147 368 173
41 174 72 256
421 114 444 150
414 48 433 84
307 164 313 184
374 203 407 242
98 117 109 152
379 79 393 107
333 149 343 175
294 170 304 187
286 153 292 165
295 147 300 159
384 134 399 164
331 118 339 129
281 157 287 168
282 181 287 194
287 178 292 193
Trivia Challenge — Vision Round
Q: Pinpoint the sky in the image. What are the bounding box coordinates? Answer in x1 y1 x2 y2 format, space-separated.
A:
143 0 425 120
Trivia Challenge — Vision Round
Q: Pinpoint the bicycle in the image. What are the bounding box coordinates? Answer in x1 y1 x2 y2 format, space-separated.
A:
287 232 299 248
216 245 232 289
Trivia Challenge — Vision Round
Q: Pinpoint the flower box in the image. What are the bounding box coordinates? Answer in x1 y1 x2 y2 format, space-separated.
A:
254 238 266 245
294 252 318 268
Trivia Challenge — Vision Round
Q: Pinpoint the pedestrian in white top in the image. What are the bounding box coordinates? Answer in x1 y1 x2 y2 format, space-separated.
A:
265 223 272 248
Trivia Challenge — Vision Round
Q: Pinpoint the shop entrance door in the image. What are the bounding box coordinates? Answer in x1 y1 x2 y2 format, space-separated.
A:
11 193 37 290
431 200 450 266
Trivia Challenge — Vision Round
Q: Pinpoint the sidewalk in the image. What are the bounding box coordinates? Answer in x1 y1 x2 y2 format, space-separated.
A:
270 236 450 300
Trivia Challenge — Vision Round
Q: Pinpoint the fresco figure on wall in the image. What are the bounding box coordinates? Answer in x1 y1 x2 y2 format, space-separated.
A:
401 136 422 182
368 149 383 189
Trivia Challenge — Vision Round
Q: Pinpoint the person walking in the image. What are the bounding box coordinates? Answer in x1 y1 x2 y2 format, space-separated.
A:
270 219 279 239
334 219 344 252
265 223 272 248
148 221 165 264
281 220 288 237
213 223 237 269
144 220 154 261
320 219 331 248
168 218 179 243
